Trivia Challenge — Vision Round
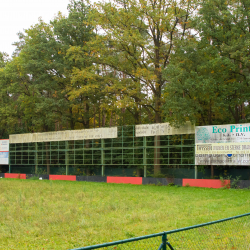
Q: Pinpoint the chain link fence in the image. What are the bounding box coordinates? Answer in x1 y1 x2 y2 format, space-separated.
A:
70 212 250 250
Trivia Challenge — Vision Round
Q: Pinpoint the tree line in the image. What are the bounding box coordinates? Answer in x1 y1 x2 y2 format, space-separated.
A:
0 0 250 139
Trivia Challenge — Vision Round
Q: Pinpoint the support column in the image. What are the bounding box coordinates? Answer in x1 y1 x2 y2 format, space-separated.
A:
83 140 85 165
168 135 170 165
181 135 183 166
101 139 105 176
35 142 38 174
143 137 147 177
65 141 69 175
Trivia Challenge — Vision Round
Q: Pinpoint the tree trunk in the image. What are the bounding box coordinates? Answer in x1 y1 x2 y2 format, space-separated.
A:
211 165 214 179
94 106 96 128
69 107 75 130
134 108 140 125
154 135 161 175
208 99 212 125
102 108 106 127
83 97 90 129
109 110 113 127
99 104 101 127
86 168 90 176
154 89 161 175
136 168 141 177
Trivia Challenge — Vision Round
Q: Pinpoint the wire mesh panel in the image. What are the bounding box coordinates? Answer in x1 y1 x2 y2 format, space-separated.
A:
167 215 250 250
70 213 250 250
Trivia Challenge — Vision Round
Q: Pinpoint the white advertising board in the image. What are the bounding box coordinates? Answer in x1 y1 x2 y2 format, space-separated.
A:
195 123 250 165
9 127 117 144
0 140 9 165
136 122 195 137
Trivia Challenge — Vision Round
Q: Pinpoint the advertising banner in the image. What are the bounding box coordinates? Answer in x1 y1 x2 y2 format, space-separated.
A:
195 123 250 165
0 140 9 164
136 122 195 137
9 127 118 144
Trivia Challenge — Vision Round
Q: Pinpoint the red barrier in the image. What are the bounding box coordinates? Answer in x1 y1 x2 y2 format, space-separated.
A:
107 176 142 185
5 173 26 179
49 175 76 181
183 179 230 189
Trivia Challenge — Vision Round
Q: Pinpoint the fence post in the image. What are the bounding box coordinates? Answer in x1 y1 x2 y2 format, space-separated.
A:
162 232 167 250
35 142 38 174
101 139 105 177
65 141 69 175
143 136 147 177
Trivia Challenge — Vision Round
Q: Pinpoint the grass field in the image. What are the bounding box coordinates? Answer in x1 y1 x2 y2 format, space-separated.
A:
0 179 250 250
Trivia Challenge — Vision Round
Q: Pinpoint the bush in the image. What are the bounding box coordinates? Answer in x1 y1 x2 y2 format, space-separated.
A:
167 183 175 187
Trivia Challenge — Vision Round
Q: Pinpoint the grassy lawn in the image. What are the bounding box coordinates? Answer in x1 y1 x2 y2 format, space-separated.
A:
0 179 250 249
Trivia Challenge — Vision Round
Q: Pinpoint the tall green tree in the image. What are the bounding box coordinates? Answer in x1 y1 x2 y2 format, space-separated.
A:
7 0 97 133
53 0 104 129
11 20 68 132
164 0 250 126
0 53 19 137
91 0 198 173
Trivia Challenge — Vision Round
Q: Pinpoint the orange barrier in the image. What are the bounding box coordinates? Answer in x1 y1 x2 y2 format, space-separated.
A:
183 179 230 189
49 175 76 181
107 176 142 185
5 173 26 179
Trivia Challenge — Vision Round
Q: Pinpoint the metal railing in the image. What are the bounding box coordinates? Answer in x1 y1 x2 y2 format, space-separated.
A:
69 212 250 250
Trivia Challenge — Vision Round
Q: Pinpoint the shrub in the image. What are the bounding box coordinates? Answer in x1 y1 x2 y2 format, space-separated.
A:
167 183 175 187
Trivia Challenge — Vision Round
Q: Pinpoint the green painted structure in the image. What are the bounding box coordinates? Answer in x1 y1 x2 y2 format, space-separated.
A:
9 125 195 177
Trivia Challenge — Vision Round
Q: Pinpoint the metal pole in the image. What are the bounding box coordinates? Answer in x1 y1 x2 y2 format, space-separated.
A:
181 135 183 165
35 142 38 174
122 126 123 166
133 125 135 165
143 136 147 177
83 140 85 165
162 233 167 250
65 141 69 175
92 139 94 165
195 165 197 179
101 139 105 176
168 135 170 165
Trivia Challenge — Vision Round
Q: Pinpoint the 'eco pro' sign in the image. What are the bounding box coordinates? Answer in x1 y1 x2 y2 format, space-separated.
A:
195 123 250 165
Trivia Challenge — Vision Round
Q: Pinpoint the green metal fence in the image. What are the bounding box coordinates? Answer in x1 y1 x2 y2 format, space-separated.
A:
9 125 195 176
69 212 250 250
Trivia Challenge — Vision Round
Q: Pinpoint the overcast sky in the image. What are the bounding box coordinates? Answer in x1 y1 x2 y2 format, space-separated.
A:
1 0 70 57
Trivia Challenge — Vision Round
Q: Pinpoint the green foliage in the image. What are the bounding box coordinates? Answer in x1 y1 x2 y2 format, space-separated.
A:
231 176 241 189
1 0 250 135
32 167 47 175
0 0 100 136
91 0 198 123
163 0 250 126
167 182 175 187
